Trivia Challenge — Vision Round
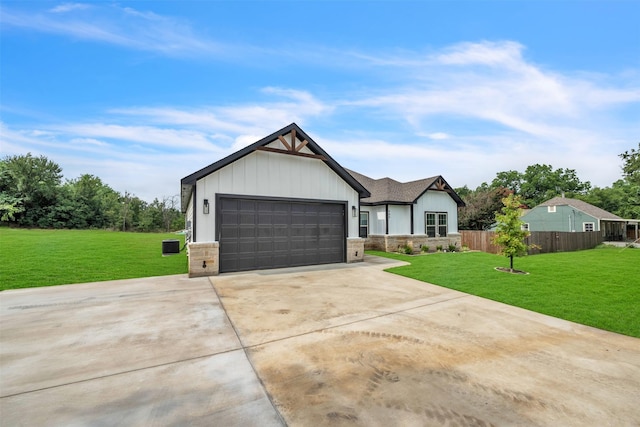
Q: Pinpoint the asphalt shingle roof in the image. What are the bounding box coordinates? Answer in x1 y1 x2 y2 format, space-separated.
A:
346 169 464 206
539 196 622 220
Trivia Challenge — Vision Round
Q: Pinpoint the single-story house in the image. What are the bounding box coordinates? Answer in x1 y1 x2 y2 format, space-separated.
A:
180 123 369 276
346 170 465 252
521 196 639 241
180 123 464 276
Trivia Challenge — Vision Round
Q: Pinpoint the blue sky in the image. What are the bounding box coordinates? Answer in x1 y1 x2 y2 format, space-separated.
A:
1 1 639 202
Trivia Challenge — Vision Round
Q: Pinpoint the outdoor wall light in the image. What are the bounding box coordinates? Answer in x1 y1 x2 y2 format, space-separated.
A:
352 205 357 217
203 199 210 214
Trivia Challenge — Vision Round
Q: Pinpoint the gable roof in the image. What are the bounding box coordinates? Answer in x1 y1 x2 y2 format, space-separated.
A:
537 196 622 220
346 169 465 207
180 123 370 211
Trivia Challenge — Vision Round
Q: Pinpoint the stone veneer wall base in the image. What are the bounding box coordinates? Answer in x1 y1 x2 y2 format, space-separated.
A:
364 234 462 254
187 241 219 277
346 238 365 263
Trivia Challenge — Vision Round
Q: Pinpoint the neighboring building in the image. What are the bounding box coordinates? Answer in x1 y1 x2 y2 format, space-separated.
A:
521 196 639 241
180 123 370 276
346 170 465 253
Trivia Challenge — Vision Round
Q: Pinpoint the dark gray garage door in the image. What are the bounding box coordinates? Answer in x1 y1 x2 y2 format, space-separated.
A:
217 197 345 273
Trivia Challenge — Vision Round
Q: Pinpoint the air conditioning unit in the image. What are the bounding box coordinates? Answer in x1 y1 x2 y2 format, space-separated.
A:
162 239 180 256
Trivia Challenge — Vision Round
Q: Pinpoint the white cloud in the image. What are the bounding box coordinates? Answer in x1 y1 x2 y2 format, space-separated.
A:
425 132 450 140
111 88 332 135
49 3 90 13
434 40 526 68
1 39 638 199
1 4 223 57
52 124 223 152
69 137 108 147
231 134 263 151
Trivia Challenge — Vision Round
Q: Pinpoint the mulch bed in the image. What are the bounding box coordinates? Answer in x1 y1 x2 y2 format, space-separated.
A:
494 267 529 275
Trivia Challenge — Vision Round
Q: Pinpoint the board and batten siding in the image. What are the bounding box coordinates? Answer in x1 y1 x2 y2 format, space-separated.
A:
366 205 387 235
388 205 411 235
414 191 459 235
364 191 459 236
194 143 360 242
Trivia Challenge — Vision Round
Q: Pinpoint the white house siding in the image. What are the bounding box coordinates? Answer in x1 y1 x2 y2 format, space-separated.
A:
366 205 387 235
194 147 360 242
388 205 411 235
414 191 459 235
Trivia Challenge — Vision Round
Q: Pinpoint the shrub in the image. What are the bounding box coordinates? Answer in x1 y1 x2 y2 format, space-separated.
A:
421 245 429 253
436 245 443 252
448 244 457 252
403 244 413 255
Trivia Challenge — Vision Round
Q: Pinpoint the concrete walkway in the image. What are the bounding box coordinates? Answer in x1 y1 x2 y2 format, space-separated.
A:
2 256 639 426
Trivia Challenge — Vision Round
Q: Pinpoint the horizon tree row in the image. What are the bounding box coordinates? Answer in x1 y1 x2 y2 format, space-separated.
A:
0 153 183 232
456 144 640 230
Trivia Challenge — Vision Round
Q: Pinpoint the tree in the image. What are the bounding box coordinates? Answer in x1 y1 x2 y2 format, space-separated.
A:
0 193 24 222
491 170 522 195
493 194 530 272
458 186 511 230
620 143 640 186
0 153 63 226
160 195 181 232
490 164 590 208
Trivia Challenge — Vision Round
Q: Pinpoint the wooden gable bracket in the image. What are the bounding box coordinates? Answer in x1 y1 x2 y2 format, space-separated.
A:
255 129 325 160
433 177 454 194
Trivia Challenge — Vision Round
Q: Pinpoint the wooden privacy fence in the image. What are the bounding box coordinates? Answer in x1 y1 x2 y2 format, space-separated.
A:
460 230 604 255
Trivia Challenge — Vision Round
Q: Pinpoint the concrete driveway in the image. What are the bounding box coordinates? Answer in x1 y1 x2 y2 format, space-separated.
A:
2 256 639 426
0 275 284 426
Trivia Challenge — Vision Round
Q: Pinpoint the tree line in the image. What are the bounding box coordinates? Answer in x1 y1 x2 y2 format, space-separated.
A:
0 153 183 232
2 145 639 232
456 144 640 230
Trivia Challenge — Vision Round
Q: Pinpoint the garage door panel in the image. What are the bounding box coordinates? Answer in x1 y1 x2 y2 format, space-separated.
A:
218 197 345 273
220 227 238 239
257 226 272 238
273 226 289 238
239 225 256 238
238 240 256 252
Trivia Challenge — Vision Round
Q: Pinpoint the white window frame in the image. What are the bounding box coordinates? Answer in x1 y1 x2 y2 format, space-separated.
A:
425 212 447 237
548 206 556 213
583 222 595 232
521 223 530 231
359 211 369 238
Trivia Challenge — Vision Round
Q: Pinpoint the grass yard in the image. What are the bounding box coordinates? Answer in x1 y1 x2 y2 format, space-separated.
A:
0 228 187 290
370 247 640 338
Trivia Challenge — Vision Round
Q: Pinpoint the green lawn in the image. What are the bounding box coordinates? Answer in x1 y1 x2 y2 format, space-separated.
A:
0 228 187 290
369 247 640 338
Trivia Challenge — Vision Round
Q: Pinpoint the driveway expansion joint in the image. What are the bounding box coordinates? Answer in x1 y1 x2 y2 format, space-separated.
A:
0 348 244 399
207 278 288 426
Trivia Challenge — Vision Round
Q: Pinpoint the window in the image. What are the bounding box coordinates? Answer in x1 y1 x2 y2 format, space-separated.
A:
425 213 436 237
359 212 369 238
548 206 556 213
583 222 595 232
438 213 448 237
521 223 529 231
425 212 447 237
